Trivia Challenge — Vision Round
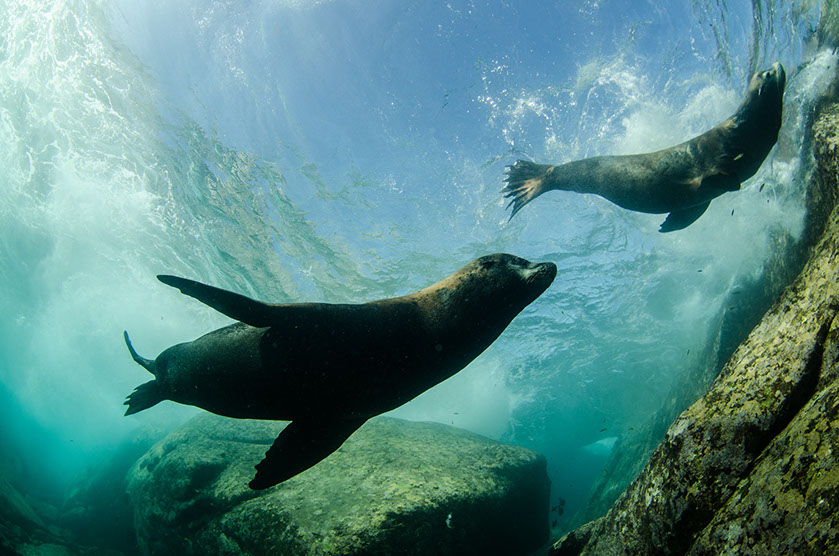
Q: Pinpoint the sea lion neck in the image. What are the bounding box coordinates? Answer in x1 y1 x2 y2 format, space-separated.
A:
408 272 521 339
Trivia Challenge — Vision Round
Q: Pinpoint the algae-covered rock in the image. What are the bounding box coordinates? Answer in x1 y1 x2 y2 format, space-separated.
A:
552 101 839 554
128 414 549 555
689 347 839 554
576 75 839 532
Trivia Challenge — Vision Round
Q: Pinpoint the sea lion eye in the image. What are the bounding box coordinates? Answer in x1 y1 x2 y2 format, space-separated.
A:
480 260 497 269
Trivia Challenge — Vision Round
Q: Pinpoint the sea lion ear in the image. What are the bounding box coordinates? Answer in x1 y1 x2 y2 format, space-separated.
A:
659 201 711 233
157 275 277 327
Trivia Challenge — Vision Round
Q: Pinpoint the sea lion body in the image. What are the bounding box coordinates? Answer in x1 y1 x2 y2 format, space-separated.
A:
504 63 786 232
123 253 556 488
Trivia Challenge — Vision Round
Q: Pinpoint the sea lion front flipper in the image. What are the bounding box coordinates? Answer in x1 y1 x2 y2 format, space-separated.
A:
123 380 164 416
157 275 275 327
659 201 711 233
249 418 366 490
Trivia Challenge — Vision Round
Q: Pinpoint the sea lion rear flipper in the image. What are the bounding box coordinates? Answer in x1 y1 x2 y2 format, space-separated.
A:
157 275 275 327
659 201 711 233
124 380 164 416
503 160 552 218
249 418 366 490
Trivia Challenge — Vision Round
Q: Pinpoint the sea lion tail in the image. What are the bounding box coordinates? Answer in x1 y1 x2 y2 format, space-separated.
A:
503 160 550 218
124 380 164 416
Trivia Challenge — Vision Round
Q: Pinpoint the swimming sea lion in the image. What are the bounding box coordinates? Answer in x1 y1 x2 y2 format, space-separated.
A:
123 253 556 489
504 62 786 232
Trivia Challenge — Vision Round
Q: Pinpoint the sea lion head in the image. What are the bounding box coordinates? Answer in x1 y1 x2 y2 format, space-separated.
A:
472 253 556 296
723 62 785 180
735 62 785 133
749 62 786 113
440 253 557 320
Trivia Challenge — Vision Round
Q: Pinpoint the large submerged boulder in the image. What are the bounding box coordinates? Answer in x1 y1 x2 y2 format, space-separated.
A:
552 102 839 554
127 414 549 555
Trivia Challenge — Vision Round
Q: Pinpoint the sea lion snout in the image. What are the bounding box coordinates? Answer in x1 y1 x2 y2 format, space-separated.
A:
522 261 557 291
755 62 785 98
479 254 556 288
524 261 556 280
770 62 786 90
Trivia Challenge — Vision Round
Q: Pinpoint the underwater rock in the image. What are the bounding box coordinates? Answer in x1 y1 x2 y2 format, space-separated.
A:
0 470 50 552
0 470 124 555
127 414 549 555
58 437 153 555
552 102 839 554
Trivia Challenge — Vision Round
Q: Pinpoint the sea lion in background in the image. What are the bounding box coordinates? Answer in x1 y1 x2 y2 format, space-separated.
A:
504 62 786 232
123 254 556 489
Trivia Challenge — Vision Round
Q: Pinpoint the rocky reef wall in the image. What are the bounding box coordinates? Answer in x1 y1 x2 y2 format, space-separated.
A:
553 101 839 555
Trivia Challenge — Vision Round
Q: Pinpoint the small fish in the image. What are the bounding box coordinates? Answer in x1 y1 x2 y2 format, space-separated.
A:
731 209 735 216
600 428 607 432
759 183 766 192
446 513 454 529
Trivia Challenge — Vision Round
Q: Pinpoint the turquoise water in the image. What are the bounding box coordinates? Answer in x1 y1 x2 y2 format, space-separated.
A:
0 0 835 544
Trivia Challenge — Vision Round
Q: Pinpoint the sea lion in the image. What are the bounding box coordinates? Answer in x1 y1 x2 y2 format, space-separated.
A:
123 253 556 489
504 62 786 232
